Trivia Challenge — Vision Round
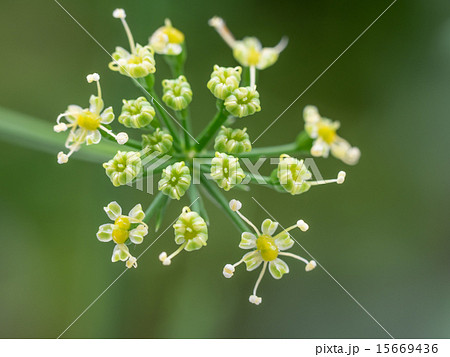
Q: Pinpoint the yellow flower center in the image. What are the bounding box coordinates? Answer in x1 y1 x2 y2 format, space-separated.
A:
317 123 337 144
77 111 101 130
163 27 184 44
256 234 279 261
112 216 131 244
247 47 261 66
128 55 143 64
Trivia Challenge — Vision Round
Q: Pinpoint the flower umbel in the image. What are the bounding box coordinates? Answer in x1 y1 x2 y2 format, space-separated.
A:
214 126 252 154
109 9 156 78
304 105 361 165
96 201 148 268
162 75 193 111
119 97 156 128
224 86 261 118
103 151 142 187
159 206 208 266
141 128 173 155
207 65 242 100
54 73 128 164
158 161 191 200
224 200 315 305
210 152 246 191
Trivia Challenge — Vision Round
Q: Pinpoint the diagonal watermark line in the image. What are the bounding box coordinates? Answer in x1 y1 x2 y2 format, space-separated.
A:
251 196 395 339
57 197 199 339
252 0 398 144
52 0 199 144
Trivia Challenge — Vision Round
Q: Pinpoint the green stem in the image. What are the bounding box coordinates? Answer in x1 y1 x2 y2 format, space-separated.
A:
143 191 168 222
195 100 228 152
200 175 249 233
176 108 192 150
188 184 209 225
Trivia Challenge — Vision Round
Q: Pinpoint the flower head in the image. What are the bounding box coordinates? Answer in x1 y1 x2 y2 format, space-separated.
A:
207 65 242 100
149 19 185 55
54 73 128 164
277 154 346 195
209 17 288 70
103 151 142 187
224 86 261 118
96 201 148 268
303 105 361 165
210 152 246 191
142 128 173 155
119 97 155 128
162 75 193 111
158 161 191 200
214 126 252 154
159 207 208 266
223 200 316 305
109 9 156 78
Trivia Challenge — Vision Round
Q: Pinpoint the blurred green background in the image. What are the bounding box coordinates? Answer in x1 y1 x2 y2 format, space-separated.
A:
1 0 449 338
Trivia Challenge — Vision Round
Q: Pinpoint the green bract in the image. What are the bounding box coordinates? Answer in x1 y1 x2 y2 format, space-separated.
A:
119 97 155 128
277 154 312 195
142 128 173 155
158 161 191 199
210 152 245 191
103 151 142 187
224 86 261 118
214 126 252 154
162 75 193 111
109 44 156 78
207 65 242 100
173 207 208 251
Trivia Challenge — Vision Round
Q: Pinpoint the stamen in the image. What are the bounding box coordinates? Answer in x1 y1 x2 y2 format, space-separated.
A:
126 255 138 269
229 199 242 212
307 171 346 186
236 210 261 236
160 242 187 266
114 9 136 54
57 151 68 164
250 66 256 88
296 219 309 232
208 16 236 48
305 260 317 272
278 252 309 265
53 123 68 133
274 36 289 53
250 261 267 305
99 125 128 145
223 264 235 278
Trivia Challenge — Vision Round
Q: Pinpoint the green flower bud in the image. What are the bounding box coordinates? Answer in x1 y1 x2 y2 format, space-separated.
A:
103 151 142 187
162 75 193 111
224 86 261 118
173 207 208 251
109 44 156 78
118 97 155 128
210 152 246 191
158 161 191 200
207 65 242 100
277 154 312 195
214 126 252 154
142 128 173 155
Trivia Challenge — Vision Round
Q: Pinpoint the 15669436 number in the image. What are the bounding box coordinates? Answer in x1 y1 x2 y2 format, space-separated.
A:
376 344 438 354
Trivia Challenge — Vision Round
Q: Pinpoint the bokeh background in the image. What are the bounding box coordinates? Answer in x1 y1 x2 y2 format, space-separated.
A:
0 0 449 338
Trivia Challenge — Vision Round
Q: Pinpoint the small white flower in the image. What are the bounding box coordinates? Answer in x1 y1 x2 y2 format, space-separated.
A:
225 202 314 305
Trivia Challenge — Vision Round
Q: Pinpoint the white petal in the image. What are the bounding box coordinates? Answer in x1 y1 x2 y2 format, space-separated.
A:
269 258 289 279
128 204 145 222
274 232 294 251
104 201 122 221
111 244 129 262
129 224 148 244
261 219 278 236
239 232 257 249
243 251 263 271
96 224 114 242
85 130 101 145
